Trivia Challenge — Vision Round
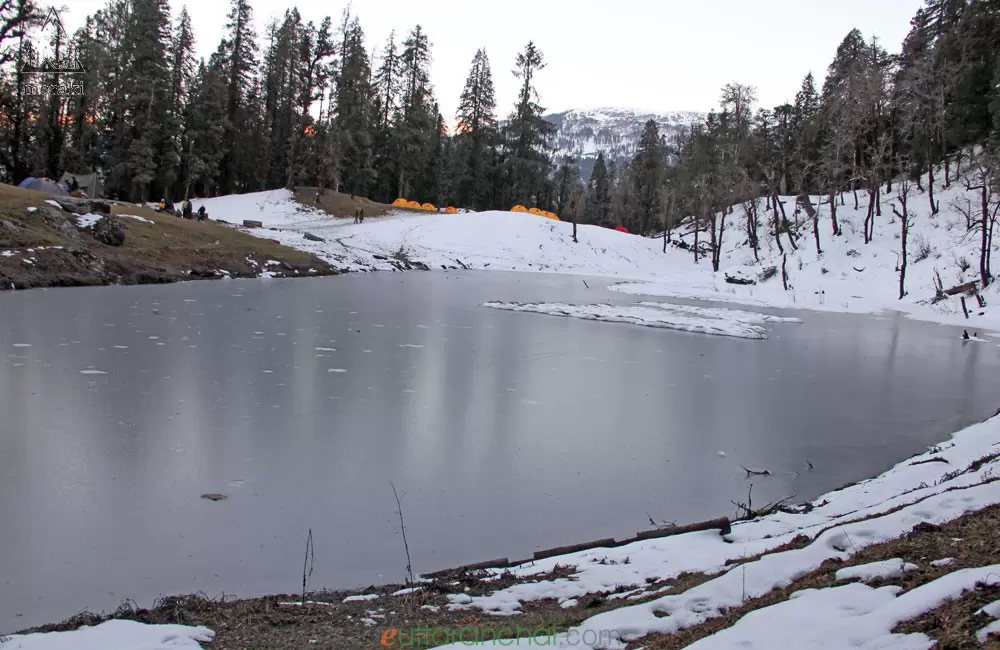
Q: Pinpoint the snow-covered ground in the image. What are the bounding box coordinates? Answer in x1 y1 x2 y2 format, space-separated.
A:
0 620 213 649
198 176 1000 334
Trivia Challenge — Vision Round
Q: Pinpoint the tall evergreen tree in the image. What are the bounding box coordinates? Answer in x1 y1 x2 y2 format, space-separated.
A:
586 151 611 226
503 41 555 207
336 18 374 194
455 48 496 209
631 120 665 235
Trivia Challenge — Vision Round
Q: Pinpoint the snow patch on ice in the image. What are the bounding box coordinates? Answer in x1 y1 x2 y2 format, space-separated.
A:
483 301 799 340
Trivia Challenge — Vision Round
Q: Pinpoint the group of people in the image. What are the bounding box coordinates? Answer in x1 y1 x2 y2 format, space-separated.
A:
354 208 365 224
156 198 207 221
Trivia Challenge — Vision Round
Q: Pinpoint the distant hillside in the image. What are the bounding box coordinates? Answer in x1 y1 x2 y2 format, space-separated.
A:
544 108 705 180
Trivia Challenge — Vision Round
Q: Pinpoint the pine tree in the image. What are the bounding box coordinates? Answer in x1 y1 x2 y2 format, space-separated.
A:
394 25 435 200
336 18 374 194
552 155 581 217
455 48 496 209
586 152 611 226
371 32 401 201
504 41 555 207
107 0 172 201
218 0 258 194
631 120 665 235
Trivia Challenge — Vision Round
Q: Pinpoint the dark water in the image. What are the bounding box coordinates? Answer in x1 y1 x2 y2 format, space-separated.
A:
1 271 999 632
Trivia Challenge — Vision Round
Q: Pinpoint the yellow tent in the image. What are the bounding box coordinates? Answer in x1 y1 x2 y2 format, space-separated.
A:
421 203 436 211
511 205 529 213
528 207 543 215
445 206 458 214
406 200 422 209
392 198 409 207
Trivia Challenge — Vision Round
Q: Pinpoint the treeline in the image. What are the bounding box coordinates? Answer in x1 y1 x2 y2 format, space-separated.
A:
0 0 556 209
641 0 1000 285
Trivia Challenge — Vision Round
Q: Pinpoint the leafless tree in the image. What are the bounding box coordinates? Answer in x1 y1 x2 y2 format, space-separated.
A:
958 147 1000 287
891 170 914 299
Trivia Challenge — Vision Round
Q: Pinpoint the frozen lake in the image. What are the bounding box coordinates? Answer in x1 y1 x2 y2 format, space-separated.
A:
2 271 1000 632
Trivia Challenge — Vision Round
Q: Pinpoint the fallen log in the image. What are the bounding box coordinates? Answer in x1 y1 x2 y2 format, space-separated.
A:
534 538 617 561
243 219 264 229
634 516 731 540
945 281 979 297
421 558 509 579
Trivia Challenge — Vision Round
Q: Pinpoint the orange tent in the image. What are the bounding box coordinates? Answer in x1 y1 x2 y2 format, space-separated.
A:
528 207 542 215
445 206 458 214
406 200 422 209
392 198 409 207
421 203 436 211
511 205 529 213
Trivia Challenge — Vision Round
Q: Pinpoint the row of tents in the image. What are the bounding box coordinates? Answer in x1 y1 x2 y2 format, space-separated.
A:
511 205 560 221
391 198 562 222
391 198 459 214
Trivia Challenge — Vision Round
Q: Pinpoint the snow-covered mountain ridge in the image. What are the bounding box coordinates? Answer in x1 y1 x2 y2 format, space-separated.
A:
544 107 705 178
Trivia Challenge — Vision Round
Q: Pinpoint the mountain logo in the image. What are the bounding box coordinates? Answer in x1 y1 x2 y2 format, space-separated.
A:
19 7 85 76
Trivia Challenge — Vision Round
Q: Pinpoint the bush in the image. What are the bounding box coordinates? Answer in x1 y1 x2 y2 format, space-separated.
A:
912 235 932 263
92 215 126 247
956 254 972 273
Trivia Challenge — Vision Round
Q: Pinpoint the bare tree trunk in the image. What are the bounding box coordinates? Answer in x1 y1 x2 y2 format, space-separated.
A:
662 227 667 253
775 195 797 251
693 216 700 263
828 189 841 236
893 189 910 299
744 200 759 262
928 163 938 215
772 196 784 255
875 185 882 217
853 186 859 210
572 218 578 244
864 188 876 244
781 253 789 291
980 184 991 287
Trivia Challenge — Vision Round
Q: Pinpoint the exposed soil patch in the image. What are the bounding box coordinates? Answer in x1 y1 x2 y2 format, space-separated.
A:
0 184 337 290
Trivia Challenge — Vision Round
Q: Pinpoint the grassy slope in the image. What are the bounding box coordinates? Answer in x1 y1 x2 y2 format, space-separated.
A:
293 187 395 219
0 184 336 289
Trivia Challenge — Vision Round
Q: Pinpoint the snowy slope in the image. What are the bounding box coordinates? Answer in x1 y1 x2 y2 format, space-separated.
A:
217 190 710 282
178 189 329 228
212 177 1000 334
614 176 1000 331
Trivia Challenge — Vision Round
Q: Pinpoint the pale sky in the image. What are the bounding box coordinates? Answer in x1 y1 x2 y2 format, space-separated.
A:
59 0 924 120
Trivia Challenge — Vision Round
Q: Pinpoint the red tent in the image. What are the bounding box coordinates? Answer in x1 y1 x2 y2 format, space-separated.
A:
615 225 630 234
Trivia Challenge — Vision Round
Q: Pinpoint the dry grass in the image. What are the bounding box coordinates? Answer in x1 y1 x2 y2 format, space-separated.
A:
0 184 335 289
294 187 393 219
638 504 1000 649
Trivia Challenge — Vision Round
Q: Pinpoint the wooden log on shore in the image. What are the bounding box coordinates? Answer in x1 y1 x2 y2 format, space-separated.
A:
421 557 509 579
634 517 731 541
243 219 264 229
533 538 617 561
